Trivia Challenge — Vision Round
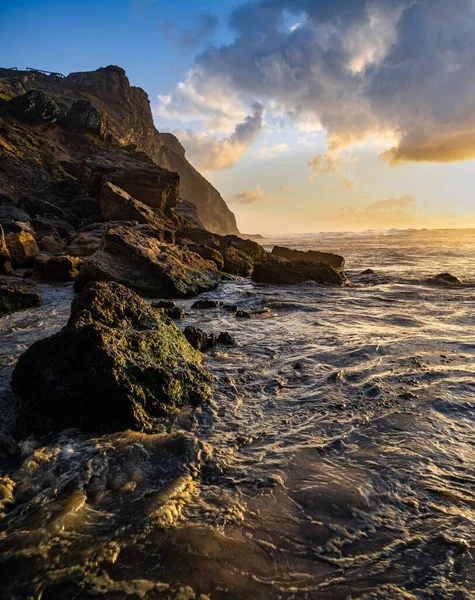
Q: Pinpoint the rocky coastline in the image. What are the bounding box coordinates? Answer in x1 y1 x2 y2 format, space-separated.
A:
0 64 347 436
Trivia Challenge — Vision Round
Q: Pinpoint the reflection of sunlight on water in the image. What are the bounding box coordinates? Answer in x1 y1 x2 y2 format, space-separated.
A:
1 229 475 598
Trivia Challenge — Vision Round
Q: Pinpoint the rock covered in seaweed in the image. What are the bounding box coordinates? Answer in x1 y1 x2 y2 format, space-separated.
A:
74 226 219 298
11 282 212 434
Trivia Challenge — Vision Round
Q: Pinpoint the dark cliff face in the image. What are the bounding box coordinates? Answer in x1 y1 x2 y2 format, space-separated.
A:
159 133 239 235
0 66 239 235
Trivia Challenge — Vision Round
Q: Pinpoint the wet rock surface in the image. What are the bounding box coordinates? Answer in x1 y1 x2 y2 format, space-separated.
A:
272 245 345 270
151 300 185 320
74 226 219 298
11 282 212 434
252 255 345 285
0 275 41 315
427 272 464 286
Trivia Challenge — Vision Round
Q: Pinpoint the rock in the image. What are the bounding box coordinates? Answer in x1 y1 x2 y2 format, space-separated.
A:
19 195 67 220
11 282 212 434
151 300 185 320
216 332 236 346
68 230 104 256
183 326 216 352
0 275 42 315
37 234 67 253
252 255 345 285
5 231 39 267
0 205 30 222
70 195 101 219
192 299 223 309
221 246 254 276
7 90 63 124
74 226 219 298
360 268 376 275
427 272 463 286
235 309 252 319
176 228 265 275
0 225 13 275
99 182 175 241
34 255 84 282
30 216 76 243
187 244 224 270
80 153 180 211
272 246 345 271
173 199 204 229
1 221 35 235
64 99 106 136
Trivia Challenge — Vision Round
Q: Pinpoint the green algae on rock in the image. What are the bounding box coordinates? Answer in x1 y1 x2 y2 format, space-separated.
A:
11 282 212 434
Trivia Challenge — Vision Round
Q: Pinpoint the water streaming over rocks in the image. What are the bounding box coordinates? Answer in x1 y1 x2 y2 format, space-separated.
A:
1 229 475 599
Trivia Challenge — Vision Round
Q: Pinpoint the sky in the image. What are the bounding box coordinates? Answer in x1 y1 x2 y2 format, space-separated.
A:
2 0 475 233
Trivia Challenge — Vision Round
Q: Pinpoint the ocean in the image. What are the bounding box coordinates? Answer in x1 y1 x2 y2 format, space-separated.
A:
1 228 475 599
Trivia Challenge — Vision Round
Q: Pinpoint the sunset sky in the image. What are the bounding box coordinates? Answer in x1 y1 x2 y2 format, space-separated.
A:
3 0 475 233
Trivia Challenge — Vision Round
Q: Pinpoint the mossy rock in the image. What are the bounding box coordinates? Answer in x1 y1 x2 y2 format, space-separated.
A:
11 282 212 434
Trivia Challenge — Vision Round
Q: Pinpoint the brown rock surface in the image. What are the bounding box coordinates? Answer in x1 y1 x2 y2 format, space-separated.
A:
74 226 219 298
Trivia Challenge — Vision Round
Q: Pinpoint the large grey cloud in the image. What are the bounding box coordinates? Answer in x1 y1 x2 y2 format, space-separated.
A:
158 0 475 164
171 102 264 171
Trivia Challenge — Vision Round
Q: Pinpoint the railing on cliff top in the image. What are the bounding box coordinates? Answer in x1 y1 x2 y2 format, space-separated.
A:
25 68 65 78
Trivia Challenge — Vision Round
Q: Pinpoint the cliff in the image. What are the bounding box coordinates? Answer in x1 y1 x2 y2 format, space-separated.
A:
0 66 238 234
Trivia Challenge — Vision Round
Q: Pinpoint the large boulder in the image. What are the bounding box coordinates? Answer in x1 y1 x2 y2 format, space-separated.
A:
186 244 224 271
0 275 42 315
80 153 180 211
221 246 254 276
11 282 212 434
252 255 345 285
176 228 266 276
272 246 345 271
99 182 175 241
74 226 219 298
34 255 84 282
64 98 106 137
7 90 63 124
5 230 39 267
0 225 12 275
173 199 205 229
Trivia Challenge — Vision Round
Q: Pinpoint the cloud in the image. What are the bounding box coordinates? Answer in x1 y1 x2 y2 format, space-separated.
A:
159 0 475 164
256 142 290 159
308 153 337 174
227 187 267 205
278 184 292 192
172 103 264 171
157 14 218 50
